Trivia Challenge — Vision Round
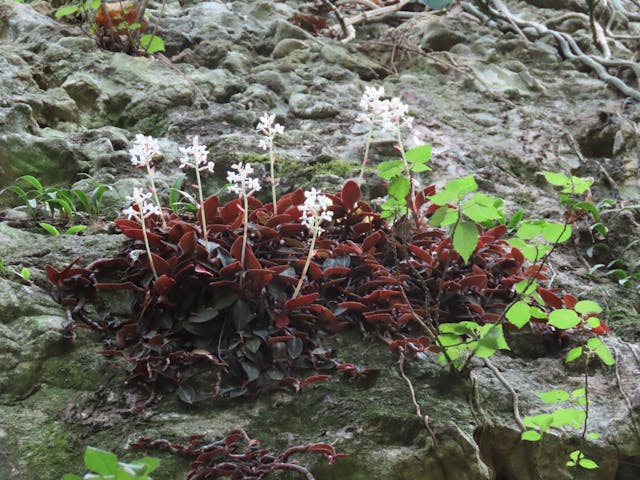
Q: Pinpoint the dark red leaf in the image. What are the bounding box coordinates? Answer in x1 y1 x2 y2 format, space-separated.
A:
538 288 563 309
179 231 197 256
563 294 578 309
323 267 351 277
338 301 368 312
341 180 361 211
485 224 507 239
285 293 320 310
300 374 330 389
308 304 337 323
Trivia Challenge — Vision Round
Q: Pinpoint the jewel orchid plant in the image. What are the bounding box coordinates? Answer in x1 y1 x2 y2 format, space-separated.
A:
179 136 214 254
123 187 161 280
227 163 261 269
292 188 333 298
129 134 166 228
256 113 285 215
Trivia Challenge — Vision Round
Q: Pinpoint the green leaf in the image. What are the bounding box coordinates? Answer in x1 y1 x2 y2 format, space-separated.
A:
507 209 524 229
71 189 91 211
515 279 537 296
84 447 118 475
529 306 547 319
548 309 580 329
506 301 530 329
418 0 454 10
566 176 593 195
477 324 510 354
61 475 83 480
55 4 81 18
405 144 431 165
571 388 585 398
574 300 602 315
541 222 571 243
39 222 59 236
586 432 600 440
543 171 569 187
587 338 614 366
517 222 543 240
429 206 449 227
139 34 165 54
578 458 599 469
462 194 502 223
551 408 585 428
446 175 477 196
20 267 30 280
452 221 478 264
18 175 44 194
65 225 87 235
537 389 570 404
587 317 601 328
388 176 410 201
521 430 542 442
524 413 554 432
378 159 404 179
428 189 458 206
575 201 599 221
566 346 583 363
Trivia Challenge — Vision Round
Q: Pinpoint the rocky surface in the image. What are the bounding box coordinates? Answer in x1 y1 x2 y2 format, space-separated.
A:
1 0 639 479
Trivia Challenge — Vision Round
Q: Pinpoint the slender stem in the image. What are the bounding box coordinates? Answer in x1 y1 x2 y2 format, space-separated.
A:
358 128 373 184
292 223 319 298
194 166 209 255
269 148 278 215
241 192 249 268
145 163 166 228
137 204 158 280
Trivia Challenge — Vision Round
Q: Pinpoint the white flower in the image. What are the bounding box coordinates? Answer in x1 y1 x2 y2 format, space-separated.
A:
359 86 385 112
125 188 161 219
129 134 161 167
256 113 285 151
299 188 333 233
178 136 213 173
226 163 261 195
358 87 412 134
378 97 412 135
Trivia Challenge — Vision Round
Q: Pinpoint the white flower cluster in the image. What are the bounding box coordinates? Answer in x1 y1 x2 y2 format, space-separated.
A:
358 86 413 135
129 134 161 167
226 163 261 195
123 187 162 220
299 188 333 233
256 113 285 151
179 136 214 173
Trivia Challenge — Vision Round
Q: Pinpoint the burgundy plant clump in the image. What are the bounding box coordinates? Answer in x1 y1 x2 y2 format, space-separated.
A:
47 180 607 403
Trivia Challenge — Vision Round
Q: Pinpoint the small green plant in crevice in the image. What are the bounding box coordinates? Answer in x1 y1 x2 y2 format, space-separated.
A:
1 174 113 224
521 298 614 470
62 447 159 480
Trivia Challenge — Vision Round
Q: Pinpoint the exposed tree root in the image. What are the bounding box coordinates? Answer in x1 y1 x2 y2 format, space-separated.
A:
463 0 640 101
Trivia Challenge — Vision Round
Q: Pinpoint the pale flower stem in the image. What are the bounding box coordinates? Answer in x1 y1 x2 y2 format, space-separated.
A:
137 202 158 280
241 191 249 268
292 221 319 299
145 163 166 228
269 148 278 215
358 128 373 184
194 166 209 255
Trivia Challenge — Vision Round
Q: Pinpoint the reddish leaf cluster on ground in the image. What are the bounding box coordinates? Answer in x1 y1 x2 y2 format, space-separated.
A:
47 180 603 403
